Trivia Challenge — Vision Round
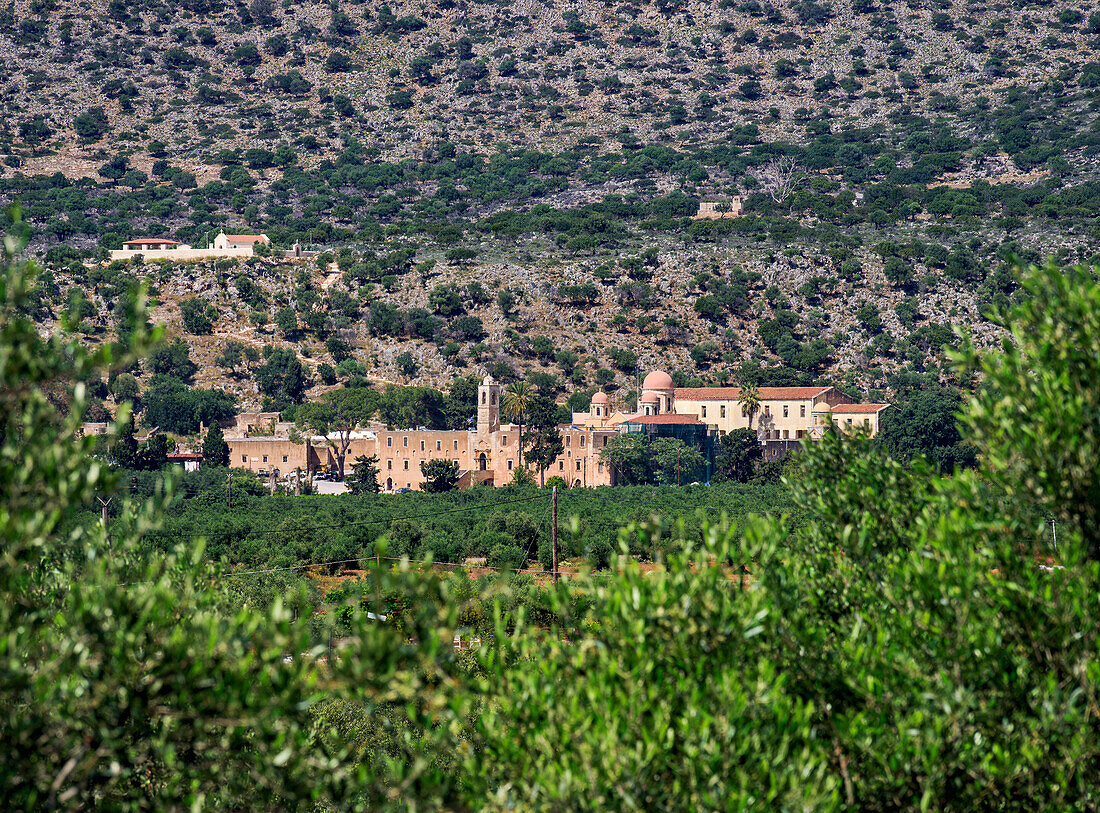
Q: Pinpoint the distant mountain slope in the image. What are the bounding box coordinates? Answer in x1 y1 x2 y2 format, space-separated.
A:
4 0 1099 168
4 0 1100 417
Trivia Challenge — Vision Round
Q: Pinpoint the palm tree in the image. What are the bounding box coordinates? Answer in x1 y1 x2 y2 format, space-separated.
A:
737 382 761 430
501 381 533 472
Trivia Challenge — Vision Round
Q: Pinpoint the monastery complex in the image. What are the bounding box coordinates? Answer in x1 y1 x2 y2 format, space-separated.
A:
223 372 889 492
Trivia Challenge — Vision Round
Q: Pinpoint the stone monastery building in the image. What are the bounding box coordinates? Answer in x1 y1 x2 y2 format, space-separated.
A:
224 372 888 492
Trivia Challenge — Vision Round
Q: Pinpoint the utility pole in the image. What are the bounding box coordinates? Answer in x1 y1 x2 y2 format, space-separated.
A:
1052 518 1058 551
227 471 232 508
97 495 113 530
551 485 558 583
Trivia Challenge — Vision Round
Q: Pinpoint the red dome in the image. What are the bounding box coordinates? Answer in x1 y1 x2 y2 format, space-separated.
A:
642 370 673 390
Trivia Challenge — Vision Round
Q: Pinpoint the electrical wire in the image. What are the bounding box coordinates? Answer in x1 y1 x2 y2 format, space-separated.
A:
120 488 736 586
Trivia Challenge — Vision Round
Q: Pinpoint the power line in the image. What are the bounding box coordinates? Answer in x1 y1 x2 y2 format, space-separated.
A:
119 489 735 587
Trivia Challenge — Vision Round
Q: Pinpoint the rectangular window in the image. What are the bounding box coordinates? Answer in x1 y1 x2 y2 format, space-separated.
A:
262 455 268 463
566 436 571 447
454 440 459 450
387 460 392 470
404 460 409 470
559 461 564 471
720 405 726 418
507 460 513 470
282 455 288 463
796 430 805 439
579 436 585 447
846 418 853 425
598 462 604 473
387 437 393 447
420 440 425 452
764 405 770 416
782 430 789 439
800 404 806 418
502 435 508 446
783 405 789 418
864 418 870 428
403 437 408 447
603 436 608 447
241 455 247 463
436 440 441 451
701 406 707 419
576 461 582 471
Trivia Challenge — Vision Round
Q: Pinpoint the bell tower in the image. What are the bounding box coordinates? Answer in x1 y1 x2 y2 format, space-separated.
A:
477 375 500 436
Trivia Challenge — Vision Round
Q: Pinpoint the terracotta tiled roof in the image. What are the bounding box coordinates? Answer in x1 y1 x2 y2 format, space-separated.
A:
224 234 268 242
830 403 890 414
674 386 831 400
623 414 703 425
123 238 177 245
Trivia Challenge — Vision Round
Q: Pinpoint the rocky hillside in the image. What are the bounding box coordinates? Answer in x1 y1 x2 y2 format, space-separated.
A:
4 0 1099 171
4 0 1100 414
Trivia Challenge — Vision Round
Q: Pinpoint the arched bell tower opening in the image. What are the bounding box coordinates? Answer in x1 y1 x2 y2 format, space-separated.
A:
477 375 501 436
590 391 610 423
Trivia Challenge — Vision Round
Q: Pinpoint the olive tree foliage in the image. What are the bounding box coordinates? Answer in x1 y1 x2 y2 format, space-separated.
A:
952 261 1100 559
0 227 469 810
470 522 836 809
5 227 1100 811
469 260 1100 810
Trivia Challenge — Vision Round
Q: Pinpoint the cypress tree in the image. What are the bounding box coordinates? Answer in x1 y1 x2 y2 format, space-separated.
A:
202 423 230 467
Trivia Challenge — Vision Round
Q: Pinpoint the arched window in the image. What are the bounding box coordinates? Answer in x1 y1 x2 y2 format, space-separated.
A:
478 453 487 471
386 477 393 490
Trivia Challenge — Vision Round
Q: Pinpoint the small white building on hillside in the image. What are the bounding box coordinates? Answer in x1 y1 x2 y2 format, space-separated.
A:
212 232 270 251
109 231 272 262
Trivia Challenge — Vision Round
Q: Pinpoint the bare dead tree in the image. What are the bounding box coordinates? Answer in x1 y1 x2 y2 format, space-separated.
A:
748 156 805 207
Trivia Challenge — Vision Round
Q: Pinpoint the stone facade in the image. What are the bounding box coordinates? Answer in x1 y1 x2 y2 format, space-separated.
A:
222 372 889 491
224 377 617 492
693 198 744 219
638 374 890 442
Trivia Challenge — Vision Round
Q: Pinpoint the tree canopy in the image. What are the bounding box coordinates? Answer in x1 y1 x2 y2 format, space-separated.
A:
5 226 1100 811
294 387 379 478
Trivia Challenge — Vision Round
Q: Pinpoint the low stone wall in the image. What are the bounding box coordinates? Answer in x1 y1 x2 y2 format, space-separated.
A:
108 246 255 262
